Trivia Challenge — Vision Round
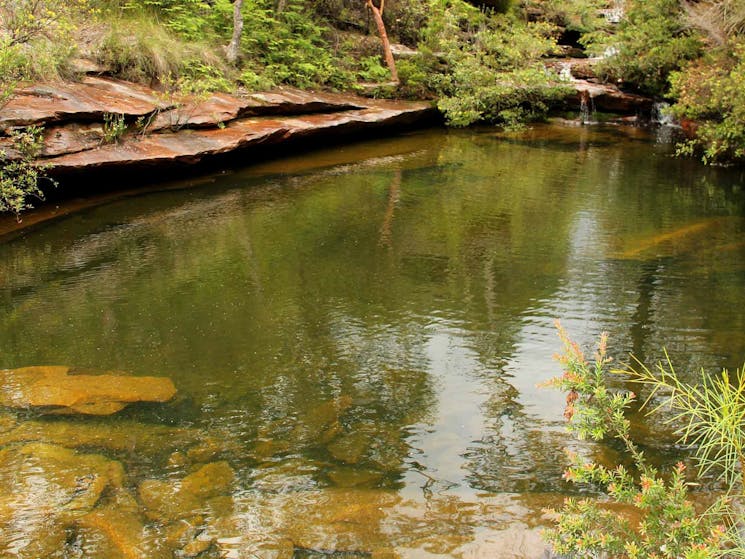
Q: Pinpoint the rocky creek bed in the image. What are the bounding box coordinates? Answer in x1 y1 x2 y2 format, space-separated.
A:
0 365 557 559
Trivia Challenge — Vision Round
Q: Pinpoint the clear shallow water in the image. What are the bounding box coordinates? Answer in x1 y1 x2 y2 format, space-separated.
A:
1 124 745 557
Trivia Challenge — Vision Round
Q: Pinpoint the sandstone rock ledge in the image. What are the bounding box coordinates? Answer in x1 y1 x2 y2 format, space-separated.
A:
0 77 438 180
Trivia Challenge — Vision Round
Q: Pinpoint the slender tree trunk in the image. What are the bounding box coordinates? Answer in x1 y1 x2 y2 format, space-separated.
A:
276 0 286 12
365 0 398 83
227 0 245 65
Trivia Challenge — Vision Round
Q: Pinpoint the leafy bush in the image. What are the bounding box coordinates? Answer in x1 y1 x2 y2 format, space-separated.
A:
101 112 127 144
670 40 745 165
238 68 275 92
522 0 609 34
240 1 354 89
0 0 88 91
423 1 570 127
114 0 233 41
544 322 744 558
357 55 390 82
0 126 56 215
583 0 703 97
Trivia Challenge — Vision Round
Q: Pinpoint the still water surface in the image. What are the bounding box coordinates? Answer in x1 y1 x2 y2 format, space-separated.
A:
1 124 745 557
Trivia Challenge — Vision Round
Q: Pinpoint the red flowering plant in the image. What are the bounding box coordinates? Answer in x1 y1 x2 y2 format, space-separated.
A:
542 321 732 559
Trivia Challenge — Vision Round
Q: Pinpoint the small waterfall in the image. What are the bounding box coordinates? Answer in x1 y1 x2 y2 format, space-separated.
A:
652 101 679 144
579 90 597 124
559 62 574 82
652 101 677 126
602 45 619 59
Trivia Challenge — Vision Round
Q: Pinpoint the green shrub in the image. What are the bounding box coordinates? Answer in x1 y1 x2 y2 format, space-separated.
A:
238 69 275 92
0 0 86 88
423 2 570 127
357 55 390 82
396 56 438 99
543 322 743 558
0 126 56 216
101 112 127 144
240 1 354 89
583 0 703 97
116 0 233 42
670 40 745 165
522 0 609 34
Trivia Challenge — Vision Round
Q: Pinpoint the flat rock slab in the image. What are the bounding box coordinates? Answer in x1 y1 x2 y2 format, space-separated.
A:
0 365 177 415
147 88 365 133
46 104 435 172
0 77 167 131
0 81 369 135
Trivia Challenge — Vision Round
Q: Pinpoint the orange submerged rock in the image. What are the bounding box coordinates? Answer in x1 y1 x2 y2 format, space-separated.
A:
0 365 177 415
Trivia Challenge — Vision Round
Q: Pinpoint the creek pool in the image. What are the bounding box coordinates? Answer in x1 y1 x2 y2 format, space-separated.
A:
1 124 745 558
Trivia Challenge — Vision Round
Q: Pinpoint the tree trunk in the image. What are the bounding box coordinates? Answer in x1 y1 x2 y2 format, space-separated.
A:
276 0 286 12
365 0 398 83
227 0 245 65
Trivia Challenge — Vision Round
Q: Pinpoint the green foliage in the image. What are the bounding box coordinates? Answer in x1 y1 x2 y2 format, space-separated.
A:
357 55 390 82
424 2 570 127
395 56 438 99
0 126 56 215
0 0 91 47
238 69 275 92
239 1 354 89
670 40 745 165
101 112 127 144
584 0 703 96
543 322 738 559
95 17 226 84
631 353 745 491
0 0 85 88
522 0 609 34
115 0 233 41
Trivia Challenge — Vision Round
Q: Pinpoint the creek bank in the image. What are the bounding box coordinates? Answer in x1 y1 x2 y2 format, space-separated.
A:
0 74 653 181
0 77 438 184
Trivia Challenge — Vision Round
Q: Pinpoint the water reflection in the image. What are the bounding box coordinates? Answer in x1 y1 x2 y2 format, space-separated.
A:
0 125 744 557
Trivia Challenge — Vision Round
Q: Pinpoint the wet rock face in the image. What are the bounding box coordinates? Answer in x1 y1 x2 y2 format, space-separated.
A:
0 365 177 415
568 80 654 114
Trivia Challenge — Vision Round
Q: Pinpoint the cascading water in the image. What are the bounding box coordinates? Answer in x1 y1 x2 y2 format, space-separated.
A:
579 90 597 124
652 101 679 144
559 62 574 82
652 101 676 126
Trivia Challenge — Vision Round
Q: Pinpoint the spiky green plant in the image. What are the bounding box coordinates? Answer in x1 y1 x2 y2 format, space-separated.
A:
630 355 745 494
543 321 740 559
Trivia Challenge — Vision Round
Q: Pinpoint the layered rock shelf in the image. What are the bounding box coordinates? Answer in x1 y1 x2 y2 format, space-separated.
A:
0 71 656 188
0 77 437 180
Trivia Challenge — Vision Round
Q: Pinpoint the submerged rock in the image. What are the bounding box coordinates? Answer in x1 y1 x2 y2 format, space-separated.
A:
75 492 167 559
326 431 372 465
0 417 207 458
138 461 236 522
0 365 177 415
0 443 125 558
